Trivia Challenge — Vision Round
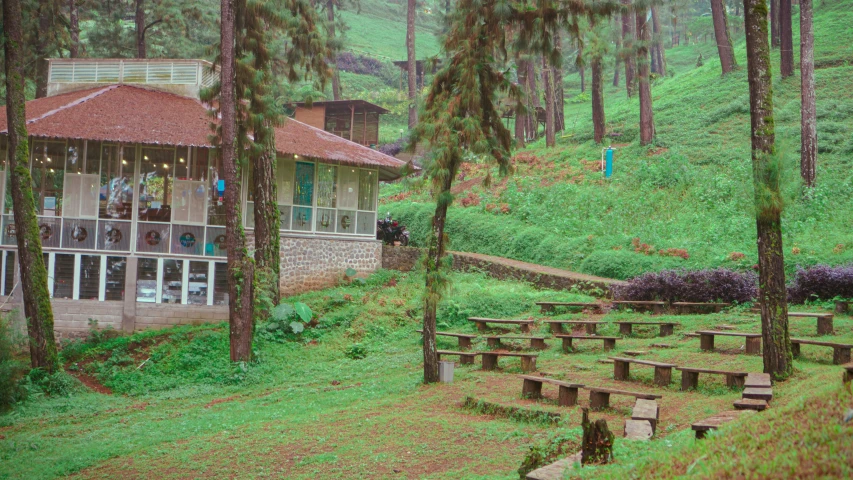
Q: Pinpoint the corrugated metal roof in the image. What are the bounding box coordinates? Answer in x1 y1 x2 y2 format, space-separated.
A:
0 85 407 179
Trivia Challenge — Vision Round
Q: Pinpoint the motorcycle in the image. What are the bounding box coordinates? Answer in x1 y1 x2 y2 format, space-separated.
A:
376 213 410 246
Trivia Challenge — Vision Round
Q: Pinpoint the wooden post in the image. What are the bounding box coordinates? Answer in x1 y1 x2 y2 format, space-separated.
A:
521 356 537 373
614 360 630 380
654 366 672 386
487 337 500 348
791 342 801 357
558 386 579 406
540 304 553 314
745 337 761 355
817 316 833 336
520 323 531 334
482 353 497 370
458 337 472 350
550 322 563 334
562 337 573 353
530 338 546 350
589 391 610 409
726 374 745 389
659 324 674 337
700 333 715 351
834 347 851 365
475 321 486 332
681 371 699 391
522 378 542 399
460 354 474 365
603 339 616 352
619 324 633 336
349 105 355 141
585 323 598 335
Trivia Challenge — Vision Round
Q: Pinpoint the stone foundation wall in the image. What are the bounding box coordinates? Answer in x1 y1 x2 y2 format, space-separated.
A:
135 303 229 330
279 235 382 295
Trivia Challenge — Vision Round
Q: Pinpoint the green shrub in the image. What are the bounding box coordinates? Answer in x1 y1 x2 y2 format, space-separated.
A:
345 343 368 360
0 317 28 412
579 250 685 280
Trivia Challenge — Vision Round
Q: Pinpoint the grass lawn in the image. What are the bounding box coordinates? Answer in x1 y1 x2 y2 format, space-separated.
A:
2 269 851 479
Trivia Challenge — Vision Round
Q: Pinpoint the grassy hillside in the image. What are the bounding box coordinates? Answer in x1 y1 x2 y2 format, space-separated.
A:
381 0 853 279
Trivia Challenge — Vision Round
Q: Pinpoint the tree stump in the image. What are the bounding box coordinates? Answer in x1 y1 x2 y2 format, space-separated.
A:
581 408 614 465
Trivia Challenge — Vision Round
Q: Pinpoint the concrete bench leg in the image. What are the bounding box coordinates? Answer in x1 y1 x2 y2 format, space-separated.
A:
520 324 531 334
522 378 542 399
487 338 501 348
653 304 664 315
603 339 616 352
659 324 674 337
550 323 563 334
654 366 672 386
458 337 472 350
561 337 573 353
558 386 579 406
530 338 547 350
817 317 834 336
482 354 498 370
695 428 709 440
700 334 715 351
792 343 801 357
833 347 851 365
460 354 475 365
590 391 610 410
726 374 745 389
745 337 761 355
585 323 598 335
619 324 633 336
614 360 630 381
845 370 853 384
681 371 699 391
540 304 553 314
475 321 486 332
520 356 537 373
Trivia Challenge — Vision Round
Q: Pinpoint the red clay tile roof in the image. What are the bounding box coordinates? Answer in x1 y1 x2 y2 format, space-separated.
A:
0 85 407 179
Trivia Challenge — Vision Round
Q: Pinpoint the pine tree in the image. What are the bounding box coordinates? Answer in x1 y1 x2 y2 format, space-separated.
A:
800 0 816 188
710 0 737 74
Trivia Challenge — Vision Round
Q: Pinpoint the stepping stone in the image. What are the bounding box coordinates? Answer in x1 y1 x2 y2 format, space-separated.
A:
742 387 773 402
624 419 653 440
525 451 582 480
624 350 648 356
631 398 659 433
650 343 674 348
692 410 754 439
734 398 769 411
744 373 771 388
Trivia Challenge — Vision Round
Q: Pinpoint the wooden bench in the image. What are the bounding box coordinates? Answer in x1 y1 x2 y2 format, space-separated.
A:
586 386 662 409
481 352 538 372
615 321 679 337
520 375 584 406
610 357 676 386
842 363 853 384
555 335 618 353
612 300 667 314
469 317 534 333
631 398 659 433
417 330 477 350
672 302 731 314
791 338 852 365
696 330 762 354
436 350 479 365
835 300 850 314
788 312 834 335
486 335 548 350
692 410 752 439
676 367 748 390
543 320 605 335
536 301 604 314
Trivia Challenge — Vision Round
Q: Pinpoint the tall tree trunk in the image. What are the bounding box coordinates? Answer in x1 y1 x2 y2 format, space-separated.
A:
711 0 737 74
613 59 620 86
406 0 418 128
613 16 622 87
515 58 528 145
526 61 539 139
423 174 453 384
621 0 635 98
327 0 342 100
3 0 59 373
671 9 679 46
221 0 255 362
651 6 666 75
35 0 52 98
578 46 585 93
591 54 605 144
800 0 815 188
252 122 281 315
743 0 792 380
69 0 79 58
779 0 794 77
542 56 555 147
136 0 146 58
553 30 565 132
636 8 655 145
770 0 780 48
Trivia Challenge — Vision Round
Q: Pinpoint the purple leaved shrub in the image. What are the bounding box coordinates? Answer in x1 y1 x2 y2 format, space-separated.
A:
378 138 404 157
336 52 386 77
614 268 758 304
787 264 853 303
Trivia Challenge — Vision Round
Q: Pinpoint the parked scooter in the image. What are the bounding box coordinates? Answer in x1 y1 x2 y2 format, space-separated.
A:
376 213 410 246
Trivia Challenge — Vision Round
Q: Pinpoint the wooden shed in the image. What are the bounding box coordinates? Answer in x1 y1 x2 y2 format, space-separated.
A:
291 100 389 147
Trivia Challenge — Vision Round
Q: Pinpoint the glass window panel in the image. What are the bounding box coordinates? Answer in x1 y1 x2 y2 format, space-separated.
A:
358 170 376 211
99 145 135 220
61 219 97 250
278 205 291 230
338 167 359 210
1 215 15 245
207 150 226 226
31 141 66 216
3 251 15 295
78 255 101 300
337 209 356 234
188 261 208 305
173 147 190 178
276 157 294 205
137 222 170 254
2 172 9 215
66 140 98 175
136 258 158 303
245 202 255 229
171 224 204 256
292 206 312 232
161 259 182 304
53 253 75 299
38 217 61 248
0 136 7 171
171 180 207 224
105 256 126 301
205 227 227 257
97 220 131 251
316 165 337 208
293 162 314 206
316 208 336 234
356 211 375 236
213 262 228 305
63 173 100 218
138 148 174 221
